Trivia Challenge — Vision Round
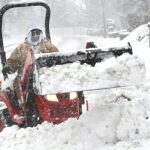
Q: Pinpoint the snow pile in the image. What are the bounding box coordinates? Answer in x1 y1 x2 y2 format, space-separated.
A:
123 24 150 76
1 85 150 150
124 24 149 46
1 29 150 150
36 54 145 94
0 120 105 150
116 88 150 141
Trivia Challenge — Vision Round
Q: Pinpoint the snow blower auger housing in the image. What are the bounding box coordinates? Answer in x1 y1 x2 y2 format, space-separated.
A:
35 42 132 69
0 2 133 131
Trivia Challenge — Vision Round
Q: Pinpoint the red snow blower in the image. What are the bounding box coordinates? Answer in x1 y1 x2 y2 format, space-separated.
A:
0 2 132 131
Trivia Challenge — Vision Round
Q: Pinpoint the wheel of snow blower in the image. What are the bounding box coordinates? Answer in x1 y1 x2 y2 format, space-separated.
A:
0 108 14 128
0 120 4 131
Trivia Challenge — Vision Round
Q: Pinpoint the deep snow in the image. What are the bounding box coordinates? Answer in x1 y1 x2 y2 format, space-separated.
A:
36 54 145 94
1 24 150 150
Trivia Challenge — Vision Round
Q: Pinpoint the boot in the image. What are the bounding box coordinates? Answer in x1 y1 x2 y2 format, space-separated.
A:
12 114 26 124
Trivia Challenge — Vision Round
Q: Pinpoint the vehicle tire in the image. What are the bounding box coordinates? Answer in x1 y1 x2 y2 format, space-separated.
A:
0 108 14 127
0 120 4 131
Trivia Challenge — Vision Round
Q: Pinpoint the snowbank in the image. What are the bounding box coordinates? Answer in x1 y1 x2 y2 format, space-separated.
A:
1 84 150 150
123 24 150 76
1 26 150 150
124 24 149 46
36 54 145 94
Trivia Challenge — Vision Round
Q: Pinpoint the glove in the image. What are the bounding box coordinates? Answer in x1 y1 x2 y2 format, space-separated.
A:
2 65 12 75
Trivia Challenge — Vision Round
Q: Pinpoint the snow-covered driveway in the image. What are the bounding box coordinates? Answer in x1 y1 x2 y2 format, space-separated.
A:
0 30 150 150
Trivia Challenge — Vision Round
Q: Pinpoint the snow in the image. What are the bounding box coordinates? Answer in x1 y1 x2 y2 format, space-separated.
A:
124 24 149 46
36 54 145 94
1 24 150 149
123 24 150 76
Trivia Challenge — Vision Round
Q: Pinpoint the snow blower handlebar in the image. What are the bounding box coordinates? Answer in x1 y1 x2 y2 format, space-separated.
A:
35 43 133 69
0 51 7 79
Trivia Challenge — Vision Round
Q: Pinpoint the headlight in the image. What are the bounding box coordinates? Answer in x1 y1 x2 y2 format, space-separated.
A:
44 92 78 102
70 92 77 99
44 94 58 102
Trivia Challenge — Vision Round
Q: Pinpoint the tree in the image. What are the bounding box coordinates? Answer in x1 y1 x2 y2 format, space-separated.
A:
114 0 150 30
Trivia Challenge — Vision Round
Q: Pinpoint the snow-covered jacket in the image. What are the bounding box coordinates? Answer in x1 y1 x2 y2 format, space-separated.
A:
6 38 59 75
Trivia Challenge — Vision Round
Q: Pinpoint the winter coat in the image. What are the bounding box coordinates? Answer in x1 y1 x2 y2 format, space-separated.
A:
6 38 58 75
6 38 58 98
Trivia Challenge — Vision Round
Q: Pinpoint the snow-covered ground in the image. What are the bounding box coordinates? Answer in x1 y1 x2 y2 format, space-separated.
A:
1 24 150 150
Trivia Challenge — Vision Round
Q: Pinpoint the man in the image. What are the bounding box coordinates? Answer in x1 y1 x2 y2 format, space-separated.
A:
2 26 59 124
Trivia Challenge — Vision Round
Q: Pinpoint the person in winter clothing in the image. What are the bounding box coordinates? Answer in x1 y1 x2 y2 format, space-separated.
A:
1 26 59 124
3 28 58 76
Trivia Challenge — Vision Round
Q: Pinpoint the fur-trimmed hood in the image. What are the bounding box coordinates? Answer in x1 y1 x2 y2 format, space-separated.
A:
26 24 43 45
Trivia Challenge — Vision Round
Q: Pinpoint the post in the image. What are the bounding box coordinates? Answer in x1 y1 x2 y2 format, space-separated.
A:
102 0 106 37
148 22 150 48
